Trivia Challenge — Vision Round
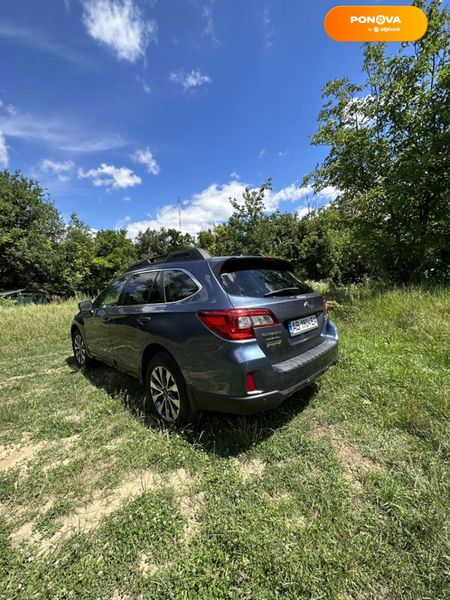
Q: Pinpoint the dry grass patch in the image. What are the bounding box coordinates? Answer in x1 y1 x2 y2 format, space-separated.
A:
235 457 266 482
285 514 308 530
110 590 131 600
10 467 193 555
0 366 67 387
309 424 382 492
177 491 205 544
139 551 173 578
9 498 56 548
0 438 47 472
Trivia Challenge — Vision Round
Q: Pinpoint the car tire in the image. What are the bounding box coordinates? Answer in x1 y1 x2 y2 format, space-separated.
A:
145 353 196 427
72 328 94 369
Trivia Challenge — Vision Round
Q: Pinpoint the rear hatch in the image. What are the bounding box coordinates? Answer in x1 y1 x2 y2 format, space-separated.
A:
214 257 326 362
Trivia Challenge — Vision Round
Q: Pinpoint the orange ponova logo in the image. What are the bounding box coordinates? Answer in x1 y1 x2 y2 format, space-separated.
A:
324 6 428 42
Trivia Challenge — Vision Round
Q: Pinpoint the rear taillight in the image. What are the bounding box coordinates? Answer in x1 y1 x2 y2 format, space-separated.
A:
323 296 329 314
246 372 257 392
197 308 277 340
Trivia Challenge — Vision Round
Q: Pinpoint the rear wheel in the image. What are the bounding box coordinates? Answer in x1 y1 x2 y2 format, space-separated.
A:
145 353 195 426
72 329 93 368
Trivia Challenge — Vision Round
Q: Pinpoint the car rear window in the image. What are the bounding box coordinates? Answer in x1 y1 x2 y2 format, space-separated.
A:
219 262 312 297
164 270 199 302
123 271 162 305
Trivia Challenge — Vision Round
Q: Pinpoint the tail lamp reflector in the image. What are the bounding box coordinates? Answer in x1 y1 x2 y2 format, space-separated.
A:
246 372 257 393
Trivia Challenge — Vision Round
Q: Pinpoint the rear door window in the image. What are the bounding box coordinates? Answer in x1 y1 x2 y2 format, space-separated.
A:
163 270 199 302
219 264 312 297
123 271 162 305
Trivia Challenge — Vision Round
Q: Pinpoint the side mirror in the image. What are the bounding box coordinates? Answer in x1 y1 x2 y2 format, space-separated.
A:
78 300 93 312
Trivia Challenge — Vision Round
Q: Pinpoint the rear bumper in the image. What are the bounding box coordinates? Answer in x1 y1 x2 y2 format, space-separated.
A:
192 337 338 415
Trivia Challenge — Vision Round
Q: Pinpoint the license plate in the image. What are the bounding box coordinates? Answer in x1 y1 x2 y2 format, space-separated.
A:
288 314 318 337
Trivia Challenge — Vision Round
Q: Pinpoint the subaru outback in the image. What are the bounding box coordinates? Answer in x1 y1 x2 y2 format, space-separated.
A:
71 248 338 425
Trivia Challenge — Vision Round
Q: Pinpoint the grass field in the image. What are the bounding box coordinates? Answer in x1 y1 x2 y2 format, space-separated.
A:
0 287 449 599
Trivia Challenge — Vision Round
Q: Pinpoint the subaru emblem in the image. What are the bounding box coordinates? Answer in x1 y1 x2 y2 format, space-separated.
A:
304 300 312 310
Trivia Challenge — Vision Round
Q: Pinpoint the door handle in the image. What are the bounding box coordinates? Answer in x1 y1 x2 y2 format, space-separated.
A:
137 316 152 324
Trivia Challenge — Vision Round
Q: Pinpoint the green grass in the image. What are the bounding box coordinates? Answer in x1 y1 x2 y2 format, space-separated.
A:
0 287 448 599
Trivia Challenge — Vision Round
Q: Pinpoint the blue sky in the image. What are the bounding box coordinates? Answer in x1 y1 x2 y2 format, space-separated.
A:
0 0 412 236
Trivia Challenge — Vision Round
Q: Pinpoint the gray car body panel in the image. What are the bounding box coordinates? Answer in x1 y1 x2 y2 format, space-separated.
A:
72 254 339 415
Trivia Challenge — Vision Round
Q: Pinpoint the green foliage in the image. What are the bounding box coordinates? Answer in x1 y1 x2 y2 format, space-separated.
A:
305 0 450 283
224 179 271 255
0 170 64 292
1 1 448 294
57 213 95 295
135 227 194 259
89 229 137 293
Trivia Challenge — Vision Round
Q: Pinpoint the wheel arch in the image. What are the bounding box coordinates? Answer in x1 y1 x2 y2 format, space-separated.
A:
140 343 177 382
141 343 199 415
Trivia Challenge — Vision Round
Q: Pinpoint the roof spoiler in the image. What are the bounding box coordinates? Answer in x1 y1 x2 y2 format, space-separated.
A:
211 255 293 276
124 247 211 273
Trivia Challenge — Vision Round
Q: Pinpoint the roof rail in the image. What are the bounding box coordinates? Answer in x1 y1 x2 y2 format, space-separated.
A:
124 247 211 273
123 258 153 273
164 248 211 262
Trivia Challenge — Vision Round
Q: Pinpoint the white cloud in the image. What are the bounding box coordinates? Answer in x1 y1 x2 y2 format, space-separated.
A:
116 215 132 229
0 106 125 153
78 163 141 189
41 158 75 181
278 149 290 158
297 207 310 219
317 185 340 201
122 196 131 202
124 181 339 238
136 74 151 94
262 9 274 48
258 148 266 159
82 0 157 63
0 23 93 68
0 132 8 167
126 181 246 238
266 184 339 210
202 3 219 44
265 184 309 209
0 100 17 116
169 69 211 91
230 171 240 180
132 148 160 175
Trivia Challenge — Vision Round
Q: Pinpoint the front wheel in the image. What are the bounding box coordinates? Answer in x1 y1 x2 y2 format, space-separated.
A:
72 329 93 368
145 353 196 426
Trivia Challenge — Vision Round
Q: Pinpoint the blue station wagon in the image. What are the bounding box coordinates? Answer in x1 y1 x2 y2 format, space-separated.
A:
71 249 338 425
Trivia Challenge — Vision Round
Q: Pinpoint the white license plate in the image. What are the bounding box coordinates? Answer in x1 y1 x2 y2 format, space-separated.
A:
288 314 318 337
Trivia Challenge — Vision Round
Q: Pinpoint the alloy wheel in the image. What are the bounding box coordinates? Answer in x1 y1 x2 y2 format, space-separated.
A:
73 333 86 366
149 365 181 422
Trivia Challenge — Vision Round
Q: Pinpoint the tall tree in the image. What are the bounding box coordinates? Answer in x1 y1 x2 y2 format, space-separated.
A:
88 229 136 293
57 214 95 295
305 0 449 283
214 179 273 256
0 170 64 291
135 227 194 259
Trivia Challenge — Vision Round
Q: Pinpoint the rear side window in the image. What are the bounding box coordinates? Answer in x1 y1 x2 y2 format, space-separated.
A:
123 271 162 305
219 265 312 297
93 278 126 308
164 270 199 302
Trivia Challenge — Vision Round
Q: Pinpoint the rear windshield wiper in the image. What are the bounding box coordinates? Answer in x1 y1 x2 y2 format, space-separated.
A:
264 287 301 297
